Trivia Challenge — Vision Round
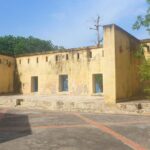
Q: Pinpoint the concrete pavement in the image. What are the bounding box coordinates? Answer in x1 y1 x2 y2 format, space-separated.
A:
0 108 149 150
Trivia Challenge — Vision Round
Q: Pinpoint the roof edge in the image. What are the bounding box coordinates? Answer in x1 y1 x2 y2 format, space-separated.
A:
15 45 102 58
0 53 15 58
141 39 150 43
103 24 140 42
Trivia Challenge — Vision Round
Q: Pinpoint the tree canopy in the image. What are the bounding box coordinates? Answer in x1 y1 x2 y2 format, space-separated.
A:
133 0 150 33
0 35 64 56
133 0 150 97
139 59 150 81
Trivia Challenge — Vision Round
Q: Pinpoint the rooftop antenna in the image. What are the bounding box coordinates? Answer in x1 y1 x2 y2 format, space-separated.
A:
90 16 102 47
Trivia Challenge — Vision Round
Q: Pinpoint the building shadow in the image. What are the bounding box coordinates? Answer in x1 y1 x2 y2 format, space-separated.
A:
13 59 23 94
0 113 32 143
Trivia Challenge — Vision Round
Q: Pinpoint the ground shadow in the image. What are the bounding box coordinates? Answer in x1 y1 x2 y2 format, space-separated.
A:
0 113 32 143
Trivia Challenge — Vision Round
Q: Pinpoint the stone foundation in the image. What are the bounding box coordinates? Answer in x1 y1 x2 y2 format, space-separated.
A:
0 95 150 114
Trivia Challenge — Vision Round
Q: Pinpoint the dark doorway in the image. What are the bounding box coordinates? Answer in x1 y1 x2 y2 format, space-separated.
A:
59 75 68 92
93 74 103 93
31 76 38 92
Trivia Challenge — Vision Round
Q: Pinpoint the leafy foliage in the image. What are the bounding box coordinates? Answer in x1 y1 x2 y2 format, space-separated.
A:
133 0 150 98
144 88 150 95
133 0 150 34
134 44 145 58
139 59 150 96
0 35 64 56
139 59 150 81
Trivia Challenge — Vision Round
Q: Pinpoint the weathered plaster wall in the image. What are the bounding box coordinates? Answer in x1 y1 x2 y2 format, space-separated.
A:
16 48 104 95
103 25 116 104
0 24 144 105
114 25 141 102
15 24 143 104
0 54 15 94
103 24 141 104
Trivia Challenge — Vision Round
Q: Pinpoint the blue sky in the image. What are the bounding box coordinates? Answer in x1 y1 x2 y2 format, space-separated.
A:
0 0 149 48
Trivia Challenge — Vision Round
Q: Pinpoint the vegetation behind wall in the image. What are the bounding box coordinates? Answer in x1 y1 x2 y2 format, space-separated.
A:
133 0 150 99
0 35 64 56
139 58 150 98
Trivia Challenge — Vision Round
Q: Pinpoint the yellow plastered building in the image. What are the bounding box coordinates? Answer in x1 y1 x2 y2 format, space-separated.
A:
0 24 149 104
0 54 15 93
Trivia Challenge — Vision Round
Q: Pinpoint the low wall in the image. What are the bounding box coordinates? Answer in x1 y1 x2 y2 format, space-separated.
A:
0 95 150 114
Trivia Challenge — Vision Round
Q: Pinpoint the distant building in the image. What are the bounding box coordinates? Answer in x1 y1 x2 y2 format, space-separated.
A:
0 24 149 104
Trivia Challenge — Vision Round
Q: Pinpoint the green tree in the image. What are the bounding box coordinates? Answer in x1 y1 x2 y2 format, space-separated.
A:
139 59 150 81
133 0 150 97
0 36 64 56
139 59 150 96
133 0 150 33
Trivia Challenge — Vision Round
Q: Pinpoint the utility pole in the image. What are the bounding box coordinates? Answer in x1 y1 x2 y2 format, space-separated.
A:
90 16 102 47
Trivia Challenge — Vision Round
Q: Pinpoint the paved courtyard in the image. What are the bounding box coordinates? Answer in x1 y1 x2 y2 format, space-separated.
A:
0 108 150 150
